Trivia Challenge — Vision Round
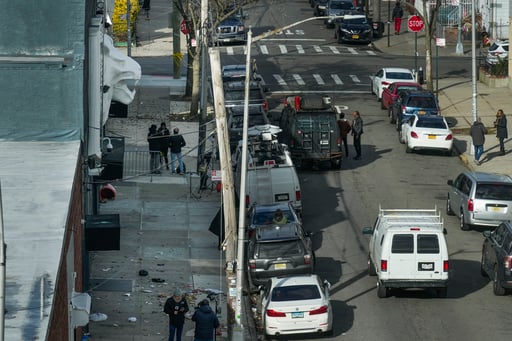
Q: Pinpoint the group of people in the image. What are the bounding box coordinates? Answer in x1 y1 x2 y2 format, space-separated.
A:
337 111 364 161
164 288 220 341
470 109 508 165
147 122 186 174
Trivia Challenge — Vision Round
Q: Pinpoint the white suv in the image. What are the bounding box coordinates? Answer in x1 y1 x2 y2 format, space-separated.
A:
486 40 509 65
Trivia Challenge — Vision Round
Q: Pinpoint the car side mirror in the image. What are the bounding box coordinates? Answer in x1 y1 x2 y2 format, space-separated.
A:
447 179 454 186
483 230 491 238
323 279 331 290
362 226 374 235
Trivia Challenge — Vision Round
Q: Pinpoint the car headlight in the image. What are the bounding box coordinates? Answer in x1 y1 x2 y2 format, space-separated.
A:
238 26 245 32
341 28 350 33
363 29 371 33
318 5 326 9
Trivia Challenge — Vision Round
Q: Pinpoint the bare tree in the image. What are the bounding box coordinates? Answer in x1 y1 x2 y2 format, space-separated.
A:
173 0 256 117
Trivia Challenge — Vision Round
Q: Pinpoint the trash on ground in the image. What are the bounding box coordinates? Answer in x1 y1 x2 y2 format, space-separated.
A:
89 313 108 322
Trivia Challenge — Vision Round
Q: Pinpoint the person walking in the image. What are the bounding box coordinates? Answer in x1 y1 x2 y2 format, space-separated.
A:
351 111 363 160
392 1 404 35
142 0 151 19
147 124 161 174
470 117 487 165
337 112 352 158
192 299 220 341
158 122 171 170
163 288 189 341
494 109 508 155
169 127 186 174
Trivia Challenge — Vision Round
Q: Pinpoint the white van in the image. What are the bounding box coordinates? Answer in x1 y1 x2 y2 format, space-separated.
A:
234 130 302 214
362 207 449 298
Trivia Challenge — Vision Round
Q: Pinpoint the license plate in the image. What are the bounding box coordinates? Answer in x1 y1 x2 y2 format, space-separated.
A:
489 206 504 212
320 140 329 145
352 34 359 39
274 263 286 270
418 262 434 271
428 134 436 139
291 311 304 318
418 110 426 115
275 193 289 201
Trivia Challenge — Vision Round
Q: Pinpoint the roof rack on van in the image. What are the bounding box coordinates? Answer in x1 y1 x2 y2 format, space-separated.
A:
377 206 444 230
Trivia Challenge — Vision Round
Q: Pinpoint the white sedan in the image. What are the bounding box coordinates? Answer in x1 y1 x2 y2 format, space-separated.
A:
261 275 333 337
399 114 453 155
371 67 415 100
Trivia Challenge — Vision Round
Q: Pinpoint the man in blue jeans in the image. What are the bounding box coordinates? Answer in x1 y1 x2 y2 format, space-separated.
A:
470 116 487 165
163 289 189 341
169 127 186 174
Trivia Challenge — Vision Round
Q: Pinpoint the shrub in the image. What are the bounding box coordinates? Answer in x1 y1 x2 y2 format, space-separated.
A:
112 0 140 43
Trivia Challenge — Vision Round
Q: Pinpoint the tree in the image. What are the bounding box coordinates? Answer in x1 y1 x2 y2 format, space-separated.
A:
173 0 256 117
405 0 442 92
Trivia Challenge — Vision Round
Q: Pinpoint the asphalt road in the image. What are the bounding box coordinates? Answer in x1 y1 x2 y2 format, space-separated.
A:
234 1 512 340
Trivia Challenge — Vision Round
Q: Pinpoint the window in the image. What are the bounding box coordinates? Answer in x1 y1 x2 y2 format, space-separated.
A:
257 240 304 258
475 183 512 200
391 234 414 253
417 234 440 254
271 284 321 302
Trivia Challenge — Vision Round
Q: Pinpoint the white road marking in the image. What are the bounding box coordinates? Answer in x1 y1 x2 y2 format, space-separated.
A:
328 46 340 54
313 74 325 85
347 47 358 54
350 75 361 82
279 45 287 54
296 45 305 54
313 45 323 53
260 45 269 55
293 74 305 85
274 74 287 86
331 74 343 85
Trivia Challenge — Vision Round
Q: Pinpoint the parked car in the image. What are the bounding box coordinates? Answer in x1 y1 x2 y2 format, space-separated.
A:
222 63 261 83
227 106 270 150
247 202 302 235
481 221 512 295
370 67 415 101
223 80 269 113
389 90 440 130
213 9 247 45
447 172 512 230
399 114 453 155
485 40 509 65
380 81 423 110
260 275 333 337
334 14 373 44
246 223 314 291
324 0 356 28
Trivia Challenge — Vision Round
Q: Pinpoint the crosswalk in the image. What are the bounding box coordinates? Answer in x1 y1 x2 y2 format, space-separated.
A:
220 44 377 56
256 73 369 87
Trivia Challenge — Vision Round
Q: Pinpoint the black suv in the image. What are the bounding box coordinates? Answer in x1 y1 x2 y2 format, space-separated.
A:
334 14 373 44
481 222 512 295
223 80 269 113
388 90 440 130
227 105 270 149
246 223 315 291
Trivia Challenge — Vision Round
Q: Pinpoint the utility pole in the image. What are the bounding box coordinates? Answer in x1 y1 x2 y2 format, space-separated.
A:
208 49 238 338
197 0 208 172
0 182 6 341
127 0 131 57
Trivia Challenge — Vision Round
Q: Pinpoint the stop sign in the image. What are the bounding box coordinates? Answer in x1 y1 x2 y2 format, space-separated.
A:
180 20 189 35
407 15 424 33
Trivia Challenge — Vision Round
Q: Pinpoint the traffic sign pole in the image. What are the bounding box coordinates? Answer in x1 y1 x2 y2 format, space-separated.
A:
407 15 424 83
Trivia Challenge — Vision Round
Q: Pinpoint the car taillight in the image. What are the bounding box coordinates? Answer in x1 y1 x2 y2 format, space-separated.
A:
337 136 341 146
262 100 268 112
401 105 406 113
467 198 474 212
309 305 328 315
410 131 419 139
381 81 390 86
304 254 311 264
249 259 256 269
248 229 255 239
504 256 512 269
295 191 301 201
445 134 453 140
381 260 387 272
266 309 286 317
443 260 449 272
245 195 250 208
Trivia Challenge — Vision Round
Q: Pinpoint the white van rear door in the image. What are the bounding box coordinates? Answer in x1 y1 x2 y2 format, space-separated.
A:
387 233 416 278
415 233 444 280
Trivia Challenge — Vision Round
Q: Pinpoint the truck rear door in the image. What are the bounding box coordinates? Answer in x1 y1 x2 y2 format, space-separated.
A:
414 233 444 280
387 233 416 278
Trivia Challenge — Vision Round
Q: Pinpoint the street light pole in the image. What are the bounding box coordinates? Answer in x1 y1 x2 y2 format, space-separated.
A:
471 0 477 123
455 1 463 55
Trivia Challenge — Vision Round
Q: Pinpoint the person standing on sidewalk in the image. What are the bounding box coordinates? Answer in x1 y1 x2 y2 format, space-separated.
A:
351 111 363 160
494 109 508 155
158 122 171 170
470 117 487 165
337 112 352 158
163 288 189 341
169 127 186 174
147 124 161 174
392 1 404 35
192 299 220 341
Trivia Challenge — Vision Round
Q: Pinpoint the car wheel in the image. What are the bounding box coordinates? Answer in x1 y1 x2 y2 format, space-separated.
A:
446 195 455 216
437 287 448 298
460 210 469 231
480 251 488 277
395 117 401 131
399 130 405 144
368 256 377 276
493 265 506 296
445 148 452 156
377 281 389 298
324 328 334 337
389 108 395 124
380 99 385 110
405 144 412 153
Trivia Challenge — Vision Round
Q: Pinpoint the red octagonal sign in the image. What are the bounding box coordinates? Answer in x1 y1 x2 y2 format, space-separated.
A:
180 20 189 35
407 15 424 33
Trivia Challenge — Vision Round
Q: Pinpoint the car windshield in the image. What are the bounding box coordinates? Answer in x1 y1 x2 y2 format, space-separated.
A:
231 115 267 129
257 240 304 258
253 210 294 225
224 89 262 101
330 2 353 9
386 72 413 80
416 118 446 129
271 284 321 302
475 184 512 200
345 17 368 24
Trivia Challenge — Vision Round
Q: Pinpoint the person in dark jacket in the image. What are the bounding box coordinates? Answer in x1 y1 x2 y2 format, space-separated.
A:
470 117 487 165
158 122 171 170
392 1 404 35
494 109 508 155
192 299 220 341
337 112 352 158
147 124 161 174
351 111 363 160
169 127 186 174
163 288 189 341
